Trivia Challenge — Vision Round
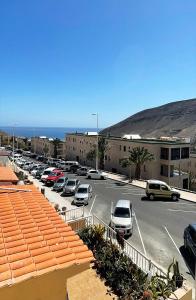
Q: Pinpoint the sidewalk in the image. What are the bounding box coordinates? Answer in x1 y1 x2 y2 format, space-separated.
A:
104 171 196 204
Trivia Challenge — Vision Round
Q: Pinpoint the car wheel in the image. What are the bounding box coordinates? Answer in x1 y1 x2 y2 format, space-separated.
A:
149 194 154 200
171 194 178 201
88 175 91 179
101 176 104 180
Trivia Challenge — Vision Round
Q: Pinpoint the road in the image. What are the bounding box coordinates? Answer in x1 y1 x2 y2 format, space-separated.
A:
21 163 196 286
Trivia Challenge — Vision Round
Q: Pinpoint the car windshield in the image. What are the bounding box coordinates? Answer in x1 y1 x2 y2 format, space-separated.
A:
57 178 64 183
77 188 87 193
43 170 51 175
50 172 58 176
67 181 75 186
114 207 130 218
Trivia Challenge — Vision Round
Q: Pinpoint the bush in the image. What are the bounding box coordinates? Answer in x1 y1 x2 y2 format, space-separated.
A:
78 225 176 300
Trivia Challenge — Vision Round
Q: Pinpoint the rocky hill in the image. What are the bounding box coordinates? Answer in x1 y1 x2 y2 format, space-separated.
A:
101 98 196 140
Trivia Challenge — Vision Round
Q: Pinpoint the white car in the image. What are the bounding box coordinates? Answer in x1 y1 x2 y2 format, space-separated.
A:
110 200 133 236
41 167 56 182
86 169 105 180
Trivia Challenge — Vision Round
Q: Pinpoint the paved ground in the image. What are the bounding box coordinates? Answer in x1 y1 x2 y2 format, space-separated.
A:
18 163 196 288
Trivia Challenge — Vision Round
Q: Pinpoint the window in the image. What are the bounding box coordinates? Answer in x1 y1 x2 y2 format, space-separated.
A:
123 146 126 152
160 164 168 177
160 148 169 160
149 184 160 190
181 147 189 159
189 227 196 243
171 148 180 160
105 155 107 161
119 145 122 151
144 165 146 172
170 165 174 177
161 185 169 191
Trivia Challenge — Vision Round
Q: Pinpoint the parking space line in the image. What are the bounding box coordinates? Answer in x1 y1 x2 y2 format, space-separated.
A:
163 226 181 255
168 209 196 213
122 192 145 196
134 211 146 256
89 195 97 215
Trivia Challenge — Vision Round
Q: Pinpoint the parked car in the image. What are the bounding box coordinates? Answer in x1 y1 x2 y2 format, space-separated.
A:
69 164 81 173
40 167 56 182
63 161 79 172
73 184 92 205
35 166 48 179
184 224 196 258
31 165 43 176
110 200 133 236
45 170 64 186
23 162 33 170
62 178 80 195
146 180 180 201
53 176 68 192
86 169 105 180
76 166 88 176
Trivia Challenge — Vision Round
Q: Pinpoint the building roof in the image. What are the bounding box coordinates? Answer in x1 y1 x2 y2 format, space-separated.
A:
0 185 93 287
0 167 18 183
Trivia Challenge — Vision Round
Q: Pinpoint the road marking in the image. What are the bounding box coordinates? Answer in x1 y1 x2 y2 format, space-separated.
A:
168 209 196 213
134 211 146 256
89 195 97 215
163 226 181 255
122 192 145 196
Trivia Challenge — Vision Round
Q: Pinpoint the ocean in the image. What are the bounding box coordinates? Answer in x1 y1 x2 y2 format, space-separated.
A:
0 126 98 140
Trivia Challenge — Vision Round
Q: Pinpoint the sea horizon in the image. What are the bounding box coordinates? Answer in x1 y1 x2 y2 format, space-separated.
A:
0 126 100 140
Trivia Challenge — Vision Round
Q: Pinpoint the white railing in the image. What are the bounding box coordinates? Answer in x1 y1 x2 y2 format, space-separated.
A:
65 210 167 277
62 206 85 222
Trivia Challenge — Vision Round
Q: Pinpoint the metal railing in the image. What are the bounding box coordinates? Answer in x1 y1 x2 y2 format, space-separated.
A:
65 209 167 277
62 206 85 222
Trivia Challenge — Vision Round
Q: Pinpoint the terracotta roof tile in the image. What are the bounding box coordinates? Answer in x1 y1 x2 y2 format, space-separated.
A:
0 167 18 183
0 184 93 287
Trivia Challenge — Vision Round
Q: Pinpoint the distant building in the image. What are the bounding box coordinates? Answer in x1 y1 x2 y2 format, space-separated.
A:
65 133 190 189
122 134 141 139
31 136 66 158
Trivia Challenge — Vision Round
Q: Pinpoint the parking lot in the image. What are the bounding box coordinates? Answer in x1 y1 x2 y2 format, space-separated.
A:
15 155 196 286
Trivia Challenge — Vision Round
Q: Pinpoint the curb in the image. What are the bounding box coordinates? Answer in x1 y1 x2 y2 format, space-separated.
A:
106 174 196 204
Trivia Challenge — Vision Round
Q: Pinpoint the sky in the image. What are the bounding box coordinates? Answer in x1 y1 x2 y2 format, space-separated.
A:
0 0 196 129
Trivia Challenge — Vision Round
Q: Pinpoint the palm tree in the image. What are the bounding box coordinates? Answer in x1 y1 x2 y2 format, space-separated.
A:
120 146 154 179
52 138 61 158
86 136 108 169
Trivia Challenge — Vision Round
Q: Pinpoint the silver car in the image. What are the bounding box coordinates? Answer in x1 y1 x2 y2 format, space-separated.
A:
53 176 68 192
73 184 92 205
62 178 80 195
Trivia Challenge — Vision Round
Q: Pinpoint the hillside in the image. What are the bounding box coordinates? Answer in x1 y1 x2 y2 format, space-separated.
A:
101 98 196 140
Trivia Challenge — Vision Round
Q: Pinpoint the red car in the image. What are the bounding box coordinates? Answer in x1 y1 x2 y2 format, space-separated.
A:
45 169 64 186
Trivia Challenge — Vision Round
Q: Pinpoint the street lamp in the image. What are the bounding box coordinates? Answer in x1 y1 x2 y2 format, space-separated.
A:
92 113 99 170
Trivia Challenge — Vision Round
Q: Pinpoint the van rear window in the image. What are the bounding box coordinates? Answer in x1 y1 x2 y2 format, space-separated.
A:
149 184 160 190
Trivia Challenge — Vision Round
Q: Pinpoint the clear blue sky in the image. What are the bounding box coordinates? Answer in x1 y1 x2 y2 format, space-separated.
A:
0 0 195 129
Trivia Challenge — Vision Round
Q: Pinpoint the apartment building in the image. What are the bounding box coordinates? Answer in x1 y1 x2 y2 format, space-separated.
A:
31 137 66 158
66 133 190 189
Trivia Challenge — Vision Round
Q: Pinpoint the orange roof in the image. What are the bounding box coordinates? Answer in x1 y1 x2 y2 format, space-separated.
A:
0 167 18 183
0 185 93 287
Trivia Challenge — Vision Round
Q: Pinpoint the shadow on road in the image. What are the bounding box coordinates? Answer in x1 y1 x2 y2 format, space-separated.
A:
114 181 128 186
141 196 178 202
179 245 195 279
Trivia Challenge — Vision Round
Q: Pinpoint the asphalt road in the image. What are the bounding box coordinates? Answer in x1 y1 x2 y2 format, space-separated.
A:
19 160 196 285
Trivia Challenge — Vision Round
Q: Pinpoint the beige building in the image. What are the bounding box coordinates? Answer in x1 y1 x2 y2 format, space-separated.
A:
31 137 66 158
66 133 190 189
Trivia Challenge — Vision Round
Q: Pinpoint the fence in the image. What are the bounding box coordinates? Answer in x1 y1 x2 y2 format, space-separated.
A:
65 208 167 277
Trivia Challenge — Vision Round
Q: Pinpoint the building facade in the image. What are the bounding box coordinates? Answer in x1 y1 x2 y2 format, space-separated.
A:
66 133 190 189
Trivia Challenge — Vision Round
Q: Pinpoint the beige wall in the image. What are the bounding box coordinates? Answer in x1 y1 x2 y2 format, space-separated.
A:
31 137 54 157
0 263 90 300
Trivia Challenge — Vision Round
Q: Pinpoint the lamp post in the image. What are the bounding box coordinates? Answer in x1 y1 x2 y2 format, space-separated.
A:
92 113 99 170
12 126 15 163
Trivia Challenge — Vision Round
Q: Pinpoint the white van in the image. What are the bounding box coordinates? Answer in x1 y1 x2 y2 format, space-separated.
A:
63 161 79 171
41 167 56 182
